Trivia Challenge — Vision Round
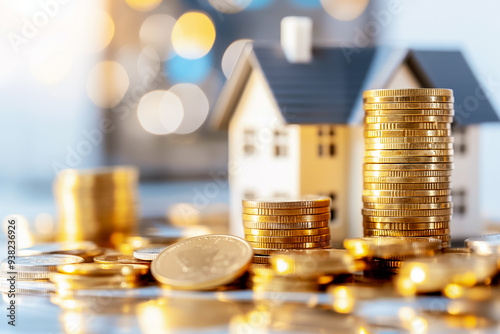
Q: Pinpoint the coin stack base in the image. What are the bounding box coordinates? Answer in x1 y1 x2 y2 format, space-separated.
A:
363 89 454 248
242 196 332 256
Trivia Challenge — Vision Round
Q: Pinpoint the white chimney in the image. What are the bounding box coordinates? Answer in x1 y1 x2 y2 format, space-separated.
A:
280 16 313 63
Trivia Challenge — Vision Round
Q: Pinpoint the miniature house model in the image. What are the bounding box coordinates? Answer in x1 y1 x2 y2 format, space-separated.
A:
212 17 499 240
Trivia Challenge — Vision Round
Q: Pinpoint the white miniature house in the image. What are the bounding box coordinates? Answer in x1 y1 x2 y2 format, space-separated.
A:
212 17 499 241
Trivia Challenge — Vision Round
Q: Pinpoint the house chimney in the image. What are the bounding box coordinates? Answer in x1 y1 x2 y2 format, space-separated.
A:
280 16 312 63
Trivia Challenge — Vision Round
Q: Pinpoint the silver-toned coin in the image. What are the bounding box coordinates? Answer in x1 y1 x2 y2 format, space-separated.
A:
465 234 500 255
133 247 166 261
0 254 85 279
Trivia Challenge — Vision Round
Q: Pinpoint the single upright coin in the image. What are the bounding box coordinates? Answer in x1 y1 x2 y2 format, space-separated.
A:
1 254 84 279
151 235 253 290
133 247 167 261
465 234 500 255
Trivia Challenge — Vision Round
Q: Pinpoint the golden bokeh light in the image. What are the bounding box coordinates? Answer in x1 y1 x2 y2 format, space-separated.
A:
137 90 184 135
320 0 370 21
172 12 216 59
169 83 209 134
88 10 115 52
29 39 73 85
140 14 176 61
86 61 129 108
125 0 162 12
221 39 252 78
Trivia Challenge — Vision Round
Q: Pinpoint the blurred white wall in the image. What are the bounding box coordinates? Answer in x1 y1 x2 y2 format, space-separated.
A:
375 0 500 221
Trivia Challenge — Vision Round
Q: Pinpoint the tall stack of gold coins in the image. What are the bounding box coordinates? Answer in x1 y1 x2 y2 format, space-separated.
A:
242 196 331 261
54 166 139 248
362 88 454 248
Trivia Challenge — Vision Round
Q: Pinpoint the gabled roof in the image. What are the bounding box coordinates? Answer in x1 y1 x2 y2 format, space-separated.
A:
212 44 499 130
407 50 499 124
211 44 376 129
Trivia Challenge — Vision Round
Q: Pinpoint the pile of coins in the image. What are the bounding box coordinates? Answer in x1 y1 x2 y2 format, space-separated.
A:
54 166 139 248
0 254 84 295
344 236 443 277
363 88 454 248
50 263 149 297
242 196 332 260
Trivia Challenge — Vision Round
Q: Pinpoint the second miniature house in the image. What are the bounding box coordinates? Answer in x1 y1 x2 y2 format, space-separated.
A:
212 17 499 241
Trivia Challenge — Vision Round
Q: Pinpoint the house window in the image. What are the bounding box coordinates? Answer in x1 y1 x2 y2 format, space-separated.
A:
329 144 336 157
318 128 323 137
452 189 466 215
453 126 467 155
329 126 335 136
328 193 336 221
243 129 255 156
273 129 288 157
318 145 323 157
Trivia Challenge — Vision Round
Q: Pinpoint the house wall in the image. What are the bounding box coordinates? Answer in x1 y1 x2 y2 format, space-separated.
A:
228 70 300 236
298 124 350 242
451 125 481 237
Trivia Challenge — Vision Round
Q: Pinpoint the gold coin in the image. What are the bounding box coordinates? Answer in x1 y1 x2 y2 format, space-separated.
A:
365 136 454 144
363 163 453 171
245 234 330 244
253 255 270 264
344 236 443 259
364 149 453 157
242 206 330 216
363 222 450 230
151 235 253 290
248 241 330 250
364 102 453 110
364 115 453 123
94 254 151 265
364 228 450 237
363 170 452 177
363 88 453 98
242 195 331 209
364 142 454 150
364 182 451 190
364 176 452 183
364 96 453 103
243 220 330 230
363 215 452 223
362 195 451 204
443 247 471 254
365 129 452 138
242 213 330 223
50 272 143 290
252 246 331 255
364 123 451 130
363 202 452 210
365 109 455 116
362 208 452 217
363 189 451 197
371 259 403 269
364 156 453 163
57 263 149 276
244 227 330 237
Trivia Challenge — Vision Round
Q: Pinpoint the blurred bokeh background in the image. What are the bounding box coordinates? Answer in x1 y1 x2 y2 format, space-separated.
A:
1 0 499 239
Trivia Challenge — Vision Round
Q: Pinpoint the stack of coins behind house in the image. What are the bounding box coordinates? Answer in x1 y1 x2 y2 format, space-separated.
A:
242 196 331 262
362 88 454 248
54 166 139 248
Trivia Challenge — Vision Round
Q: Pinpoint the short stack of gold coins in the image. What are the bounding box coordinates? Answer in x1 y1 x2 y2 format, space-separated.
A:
242 196 332 261
362 88 454 249
53 166 139 248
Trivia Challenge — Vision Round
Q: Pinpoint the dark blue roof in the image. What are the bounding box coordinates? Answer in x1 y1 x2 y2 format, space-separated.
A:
408 50 499 125
252 46 376 124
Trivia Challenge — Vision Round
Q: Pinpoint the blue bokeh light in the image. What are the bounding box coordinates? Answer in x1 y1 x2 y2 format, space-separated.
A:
166 53 213 84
